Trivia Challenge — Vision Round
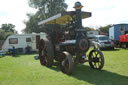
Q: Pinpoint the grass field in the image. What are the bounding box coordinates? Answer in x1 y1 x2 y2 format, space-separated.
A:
0 48 128 85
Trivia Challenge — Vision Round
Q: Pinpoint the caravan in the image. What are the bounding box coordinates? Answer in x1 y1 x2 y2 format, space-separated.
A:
2 33 46 53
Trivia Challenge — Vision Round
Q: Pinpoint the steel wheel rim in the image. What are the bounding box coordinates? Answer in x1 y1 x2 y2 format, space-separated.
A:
59 52 73 75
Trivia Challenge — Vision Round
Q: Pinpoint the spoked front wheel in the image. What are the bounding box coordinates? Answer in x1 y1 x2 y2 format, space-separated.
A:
89 49 104 70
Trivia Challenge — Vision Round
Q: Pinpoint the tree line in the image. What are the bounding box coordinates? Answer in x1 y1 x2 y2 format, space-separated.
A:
84 25 112 34
0 0 112 40
23 0 112 35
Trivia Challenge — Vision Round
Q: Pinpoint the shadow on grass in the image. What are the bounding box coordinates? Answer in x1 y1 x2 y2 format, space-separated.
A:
0 54 20 58
5 54 21 57
12 55 21 57
0 56 5 58
6 53 37 58
72 64 128 85
50 62 60 72
101 48 120 51
49 63 128 85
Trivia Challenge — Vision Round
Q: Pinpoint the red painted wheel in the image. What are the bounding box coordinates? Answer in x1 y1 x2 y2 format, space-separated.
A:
59 51 73 75
39 38 54 67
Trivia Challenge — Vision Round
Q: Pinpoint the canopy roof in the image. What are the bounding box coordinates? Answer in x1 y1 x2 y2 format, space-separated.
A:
38 11 91 25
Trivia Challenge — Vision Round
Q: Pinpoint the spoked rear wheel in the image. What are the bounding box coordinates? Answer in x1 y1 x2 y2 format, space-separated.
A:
89 49 104 70
59 51 73 75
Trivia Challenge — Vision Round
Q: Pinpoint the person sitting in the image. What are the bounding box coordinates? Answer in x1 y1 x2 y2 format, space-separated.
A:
25 45 31 54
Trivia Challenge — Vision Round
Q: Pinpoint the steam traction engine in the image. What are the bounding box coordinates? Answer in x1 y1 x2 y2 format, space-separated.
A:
38 2 104 75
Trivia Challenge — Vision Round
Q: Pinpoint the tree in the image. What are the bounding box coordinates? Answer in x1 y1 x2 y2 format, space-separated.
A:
0 29 6 40
84 27 95 31
23 14 40 33
23 0 68 33
29 0 67 18
0 29 13 40
0 23 17 40
1 24 16 33
98 24 112 33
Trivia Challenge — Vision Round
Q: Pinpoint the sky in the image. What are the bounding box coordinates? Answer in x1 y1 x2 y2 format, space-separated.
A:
0 0 128 33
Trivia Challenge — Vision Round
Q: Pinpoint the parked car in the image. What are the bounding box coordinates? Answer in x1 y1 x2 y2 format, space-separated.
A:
92 35 114 49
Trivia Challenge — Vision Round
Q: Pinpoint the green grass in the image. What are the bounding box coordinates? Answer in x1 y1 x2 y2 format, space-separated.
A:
0 48 128 85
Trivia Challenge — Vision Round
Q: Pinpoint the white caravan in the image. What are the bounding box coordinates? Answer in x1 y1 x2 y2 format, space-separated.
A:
2 33 46 53
87 31 99 39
